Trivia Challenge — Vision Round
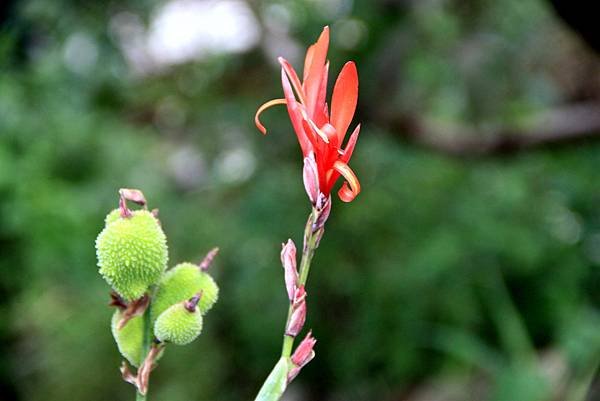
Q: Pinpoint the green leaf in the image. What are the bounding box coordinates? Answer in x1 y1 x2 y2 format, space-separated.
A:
254 357 290 401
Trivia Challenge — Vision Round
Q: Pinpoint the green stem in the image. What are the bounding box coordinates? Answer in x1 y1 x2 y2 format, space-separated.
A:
136 301 153 401
281 334 294 357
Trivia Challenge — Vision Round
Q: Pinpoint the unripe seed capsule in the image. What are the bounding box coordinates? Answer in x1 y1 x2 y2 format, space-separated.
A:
154 300 203 345
96 210 168 301
111 310 143 367
104 209 122 226
151 262 218 322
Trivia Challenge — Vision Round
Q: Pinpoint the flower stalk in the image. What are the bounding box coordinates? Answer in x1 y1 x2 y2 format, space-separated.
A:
136 305 153 401
254 25 361 401
282 204 323 357
255 202 327 401
120 297 157 401
121 291 156 401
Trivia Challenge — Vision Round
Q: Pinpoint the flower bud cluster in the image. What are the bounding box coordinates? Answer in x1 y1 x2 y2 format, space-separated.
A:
280 240 316 382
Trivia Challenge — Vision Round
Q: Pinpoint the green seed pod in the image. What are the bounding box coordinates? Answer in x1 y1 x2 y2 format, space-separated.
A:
151 262 218 321
96 210 168 301
104 209 122 226
111 310 143 367
154 302 203 345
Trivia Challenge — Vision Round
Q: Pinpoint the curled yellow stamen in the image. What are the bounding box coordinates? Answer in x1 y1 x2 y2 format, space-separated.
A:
333 160 360 202
255 98 287 134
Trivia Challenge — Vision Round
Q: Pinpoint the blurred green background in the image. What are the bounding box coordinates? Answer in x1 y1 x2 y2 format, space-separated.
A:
1 0 599 400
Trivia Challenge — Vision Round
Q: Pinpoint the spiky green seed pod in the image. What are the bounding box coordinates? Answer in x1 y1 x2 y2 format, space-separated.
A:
151 262 218 321
111 310 143 367
104 209 122 226
96 210 168 301
154 302 203 345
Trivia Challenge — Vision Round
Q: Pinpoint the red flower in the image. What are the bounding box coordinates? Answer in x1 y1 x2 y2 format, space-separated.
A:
255 26 361 202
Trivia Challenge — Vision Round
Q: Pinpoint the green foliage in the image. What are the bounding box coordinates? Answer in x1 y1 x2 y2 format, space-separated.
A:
154 303 203 345
96 210 168 300
152 263 219 322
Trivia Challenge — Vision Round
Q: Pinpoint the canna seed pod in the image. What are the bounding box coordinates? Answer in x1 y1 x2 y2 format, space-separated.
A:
96 210 168 301
151 262 218 322
104 209 122 226
111 310 143 367
154 300 203 345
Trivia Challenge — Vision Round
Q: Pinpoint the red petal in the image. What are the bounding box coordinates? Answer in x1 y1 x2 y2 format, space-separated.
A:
321 123 338 149
341 124 361 163
313 62 329 128
281 69 312 154
330 61 358 143
338 182 357 202
319 122 339 171
301 119 328 189
279 57 306 105
303 27 329 118
305 118 330 144
303 44 315 82
301 119 319 153
325 125 359 194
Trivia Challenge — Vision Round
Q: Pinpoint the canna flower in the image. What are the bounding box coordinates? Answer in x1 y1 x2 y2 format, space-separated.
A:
255 26 361 203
